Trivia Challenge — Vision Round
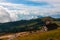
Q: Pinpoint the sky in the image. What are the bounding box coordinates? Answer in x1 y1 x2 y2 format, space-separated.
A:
0 0 60 23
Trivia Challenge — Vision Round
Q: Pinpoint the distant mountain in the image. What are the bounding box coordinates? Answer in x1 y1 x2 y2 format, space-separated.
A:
46 13 60 18
51 14 60 18
17 14 43 20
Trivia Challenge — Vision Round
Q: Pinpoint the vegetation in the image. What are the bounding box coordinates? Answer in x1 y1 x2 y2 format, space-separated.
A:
0 16 60 40
0 17 60 34
13 20 60 40
12 28 60 40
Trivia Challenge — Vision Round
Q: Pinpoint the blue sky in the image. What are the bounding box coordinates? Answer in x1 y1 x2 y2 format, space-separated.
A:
5 0 49 6
0 0 60 23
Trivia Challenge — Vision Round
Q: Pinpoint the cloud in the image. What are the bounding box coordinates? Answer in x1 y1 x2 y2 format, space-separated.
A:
28 0 60 3
0 0 60 23
28 0 60 8
0 6 11 23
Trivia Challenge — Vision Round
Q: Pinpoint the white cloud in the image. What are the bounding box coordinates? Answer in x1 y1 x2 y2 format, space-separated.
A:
28 0 60 3
0 0 60 23
0 6 11 23
28 0 60 7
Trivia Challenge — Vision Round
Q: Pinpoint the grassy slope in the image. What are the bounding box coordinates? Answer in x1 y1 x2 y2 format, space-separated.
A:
12 28 60 40
2 21 60 40
13 21 60 40
2 28 60 40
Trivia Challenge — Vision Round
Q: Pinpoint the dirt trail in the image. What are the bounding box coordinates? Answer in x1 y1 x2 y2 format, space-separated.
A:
0 35 13 39
0 32 29 40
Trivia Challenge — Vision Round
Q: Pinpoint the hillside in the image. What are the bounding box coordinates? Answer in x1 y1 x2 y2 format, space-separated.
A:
0 18 43 33
12 28 60 40
0 17 60 34
0 17 60 40
2 27 60 40
11 21 60 40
